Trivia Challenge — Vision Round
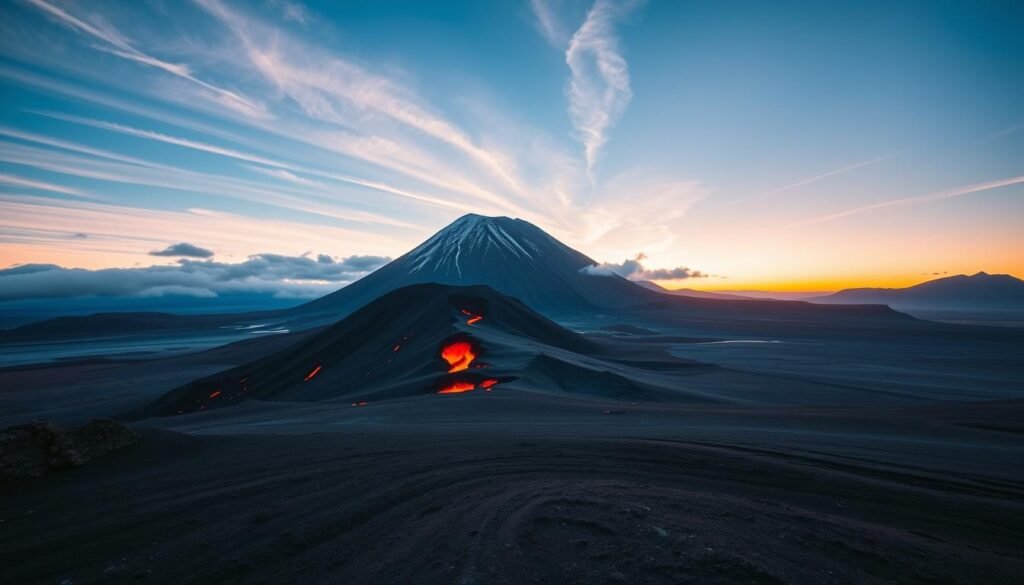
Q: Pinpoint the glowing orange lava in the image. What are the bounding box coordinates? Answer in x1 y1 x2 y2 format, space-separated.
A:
461 309 483 325
438 381 476 394
304 365 322 381
437 378 501 394
209 390 222 399
441 341 476 373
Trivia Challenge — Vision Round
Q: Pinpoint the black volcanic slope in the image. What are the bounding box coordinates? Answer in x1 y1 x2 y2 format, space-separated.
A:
140 284 715 416
298 213 661 317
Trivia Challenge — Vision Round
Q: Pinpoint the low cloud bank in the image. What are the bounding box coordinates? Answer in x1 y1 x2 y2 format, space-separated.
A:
0 253 391 302
582 253 708 281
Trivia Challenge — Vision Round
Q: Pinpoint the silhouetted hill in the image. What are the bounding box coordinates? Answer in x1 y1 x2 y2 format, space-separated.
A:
812 272 1024 310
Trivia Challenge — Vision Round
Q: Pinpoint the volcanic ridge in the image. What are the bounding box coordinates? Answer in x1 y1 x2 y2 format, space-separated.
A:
141 284 716 417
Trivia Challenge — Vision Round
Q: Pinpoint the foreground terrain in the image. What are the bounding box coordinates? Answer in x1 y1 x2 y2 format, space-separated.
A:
3 397 1023 584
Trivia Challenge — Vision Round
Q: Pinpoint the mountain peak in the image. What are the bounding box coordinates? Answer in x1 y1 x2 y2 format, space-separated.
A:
406 214 546 277
299 212 656 316
450 213 512 224
438 214 524 241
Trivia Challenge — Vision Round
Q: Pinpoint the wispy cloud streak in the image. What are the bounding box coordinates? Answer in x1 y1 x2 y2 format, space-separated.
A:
0 140 417 228
715 154 900 210
529 0 567 46
564 0 638 175
24 0 267 118
0 172 102 200
783 175 1024 229
0 194 400 262
193 0 523 195
31 112 471 212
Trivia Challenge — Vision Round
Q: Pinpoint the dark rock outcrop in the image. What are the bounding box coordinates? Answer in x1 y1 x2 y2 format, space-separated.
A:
0 418 139 480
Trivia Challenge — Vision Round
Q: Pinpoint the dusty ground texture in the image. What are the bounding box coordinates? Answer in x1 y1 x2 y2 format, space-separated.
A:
2 426 1022 585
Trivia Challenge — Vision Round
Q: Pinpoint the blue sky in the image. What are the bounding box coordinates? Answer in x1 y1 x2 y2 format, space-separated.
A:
0 0 1021 303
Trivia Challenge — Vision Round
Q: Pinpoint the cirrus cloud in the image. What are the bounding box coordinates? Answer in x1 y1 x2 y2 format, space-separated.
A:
535 0 642 175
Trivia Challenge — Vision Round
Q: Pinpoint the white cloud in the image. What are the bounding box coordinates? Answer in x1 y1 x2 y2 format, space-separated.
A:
0 172 102 200
582 253 707 280
29 112 465 212
564 0 639 175
0 253 391 301
194 0 523 194
0 194 402 264
24 0 268 119
244 165 323 188
529 0 567 47
783 175 1024 229
0 139 418 229
712 154 900 211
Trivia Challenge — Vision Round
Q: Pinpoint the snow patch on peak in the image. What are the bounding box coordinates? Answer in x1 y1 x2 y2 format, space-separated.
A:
404 215 538 276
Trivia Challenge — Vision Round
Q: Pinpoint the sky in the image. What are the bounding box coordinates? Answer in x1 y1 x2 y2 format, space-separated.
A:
0 0 1021 309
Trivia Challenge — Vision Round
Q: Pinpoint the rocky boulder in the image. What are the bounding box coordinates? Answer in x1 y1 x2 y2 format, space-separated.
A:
0 419 139 480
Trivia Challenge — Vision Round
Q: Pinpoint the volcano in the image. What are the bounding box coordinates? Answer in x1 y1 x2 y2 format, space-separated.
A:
298 214 658 318
140 283 716 416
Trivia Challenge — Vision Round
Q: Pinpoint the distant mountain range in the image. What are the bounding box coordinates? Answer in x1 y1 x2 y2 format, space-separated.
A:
634 281 754 301
811 272 1024 311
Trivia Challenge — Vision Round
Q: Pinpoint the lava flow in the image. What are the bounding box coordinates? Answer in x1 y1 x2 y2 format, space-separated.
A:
461 309 483 326
304 365 322 381
441 341 476 373
438 381 475 394
437 378 501 394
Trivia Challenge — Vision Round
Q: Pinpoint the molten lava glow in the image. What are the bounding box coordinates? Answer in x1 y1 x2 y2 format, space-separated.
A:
441 341 476 373
208 390 222 399
461 309 483 325
438 378 501 394
304 365 322 381
438 381 476 394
